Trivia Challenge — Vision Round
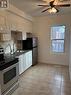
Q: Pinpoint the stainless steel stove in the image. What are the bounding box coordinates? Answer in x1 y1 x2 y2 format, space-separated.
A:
0 55 19 95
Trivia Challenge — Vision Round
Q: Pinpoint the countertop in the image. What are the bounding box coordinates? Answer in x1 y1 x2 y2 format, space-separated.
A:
0 50 31 70
14 50 30 57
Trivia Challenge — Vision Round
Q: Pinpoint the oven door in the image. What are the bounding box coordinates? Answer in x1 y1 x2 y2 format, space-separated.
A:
0 62 19 94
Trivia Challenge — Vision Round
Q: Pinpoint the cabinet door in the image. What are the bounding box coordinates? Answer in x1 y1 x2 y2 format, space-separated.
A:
19 54 26 75
25 52 29 70
0 33 11 41
19 55 24 75
19 51 32 75
25 51 32 70
0 15 6 33
23 54 26 72
28 51 32 66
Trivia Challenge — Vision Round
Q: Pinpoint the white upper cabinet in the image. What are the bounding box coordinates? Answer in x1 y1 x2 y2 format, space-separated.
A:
0 15 7 33
0 9 33 41
0 11 10 34
7 12 32 33
0 33 11 41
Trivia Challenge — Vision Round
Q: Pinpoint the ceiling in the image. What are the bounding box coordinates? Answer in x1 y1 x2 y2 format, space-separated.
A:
10 0 71 16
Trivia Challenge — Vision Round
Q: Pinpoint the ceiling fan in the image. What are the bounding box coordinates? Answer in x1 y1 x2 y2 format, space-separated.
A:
38 0 71 13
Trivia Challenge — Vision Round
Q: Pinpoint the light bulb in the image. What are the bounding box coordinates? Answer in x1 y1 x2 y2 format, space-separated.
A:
48 7 57 13
52 7 57 13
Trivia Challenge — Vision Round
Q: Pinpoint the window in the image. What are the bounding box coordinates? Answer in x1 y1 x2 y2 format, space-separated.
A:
51 25 65 53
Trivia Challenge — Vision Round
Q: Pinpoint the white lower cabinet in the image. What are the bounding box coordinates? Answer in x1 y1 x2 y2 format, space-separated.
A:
19 54 26 75
19 51 32 75
25 51 32 70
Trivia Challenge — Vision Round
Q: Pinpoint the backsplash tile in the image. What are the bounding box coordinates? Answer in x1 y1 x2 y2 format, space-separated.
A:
0 40 17 54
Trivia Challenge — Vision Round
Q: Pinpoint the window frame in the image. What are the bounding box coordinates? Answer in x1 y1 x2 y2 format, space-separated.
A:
50 25 66 54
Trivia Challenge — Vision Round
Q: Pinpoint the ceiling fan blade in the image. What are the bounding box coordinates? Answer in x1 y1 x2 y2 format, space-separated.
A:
38 5 49 7
55 4 70 7
42 8 50 13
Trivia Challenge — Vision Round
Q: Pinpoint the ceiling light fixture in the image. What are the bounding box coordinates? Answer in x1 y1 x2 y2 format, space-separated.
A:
48 7 58 13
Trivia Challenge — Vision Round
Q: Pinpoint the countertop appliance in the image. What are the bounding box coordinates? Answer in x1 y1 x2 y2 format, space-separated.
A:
0 47 4 61
21 37 38 66
0 57 19 95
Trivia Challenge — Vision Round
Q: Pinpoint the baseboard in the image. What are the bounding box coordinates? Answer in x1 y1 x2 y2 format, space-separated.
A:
38 61 69 67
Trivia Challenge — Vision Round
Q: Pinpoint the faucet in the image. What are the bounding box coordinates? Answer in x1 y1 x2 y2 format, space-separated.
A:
12 43 15 54
4 44 12 54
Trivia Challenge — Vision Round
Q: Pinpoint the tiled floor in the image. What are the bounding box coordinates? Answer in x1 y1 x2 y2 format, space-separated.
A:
12 63 71 95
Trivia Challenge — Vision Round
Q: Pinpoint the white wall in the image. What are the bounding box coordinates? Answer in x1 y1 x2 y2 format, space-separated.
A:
33 14 71 66
69 29 71 80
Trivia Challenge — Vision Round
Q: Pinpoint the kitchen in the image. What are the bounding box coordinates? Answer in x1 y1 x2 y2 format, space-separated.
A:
0 2 36 95
0 0 71 95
